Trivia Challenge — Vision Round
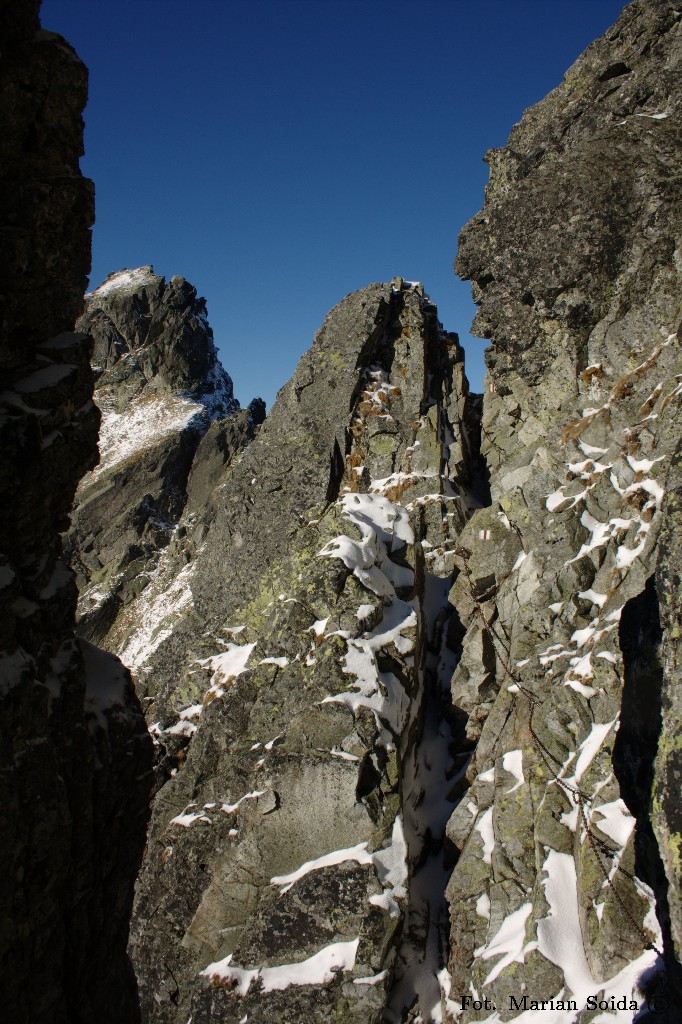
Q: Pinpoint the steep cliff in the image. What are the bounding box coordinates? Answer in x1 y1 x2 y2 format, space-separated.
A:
446 0 682 1019
56 0 682 1021
66 266 261 650
0 4 153 1022
114 277 481 1023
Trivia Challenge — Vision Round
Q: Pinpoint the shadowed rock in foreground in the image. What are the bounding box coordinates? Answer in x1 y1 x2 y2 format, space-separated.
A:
0 4 153 1021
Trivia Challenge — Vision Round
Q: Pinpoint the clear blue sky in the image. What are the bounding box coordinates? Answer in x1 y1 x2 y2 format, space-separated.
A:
42 0 626 408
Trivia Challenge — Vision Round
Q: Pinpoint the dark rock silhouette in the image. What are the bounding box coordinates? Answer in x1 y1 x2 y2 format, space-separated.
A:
0 4 153 1021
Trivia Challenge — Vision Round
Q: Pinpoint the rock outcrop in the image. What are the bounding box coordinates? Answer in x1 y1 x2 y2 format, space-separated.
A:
109 277 480 1023
0 4 153 1022
445 0 682 1019
59 1 682 1021
66 267 260 650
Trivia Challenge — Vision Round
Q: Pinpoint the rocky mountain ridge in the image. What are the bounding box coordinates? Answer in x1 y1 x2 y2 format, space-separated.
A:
66 258 483 1019
83 265 237 417
88 2 679 1020
67 266 265 655
120 276 482 1023
10 0 679 1022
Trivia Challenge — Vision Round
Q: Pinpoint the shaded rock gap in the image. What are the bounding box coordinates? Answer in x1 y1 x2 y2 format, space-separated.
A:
382 307 486 1021
614 578 682 998
384 572 471 1023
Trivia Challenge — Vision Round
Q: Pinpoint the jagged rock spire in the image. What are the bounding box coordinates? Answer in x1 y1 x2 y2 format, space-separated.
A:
118 279 479 1022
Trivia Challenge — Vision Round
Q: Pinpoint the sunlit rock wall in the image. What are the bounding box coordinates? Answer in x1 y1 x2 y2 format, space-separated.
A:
125 279 481 1023
446 1 682 1019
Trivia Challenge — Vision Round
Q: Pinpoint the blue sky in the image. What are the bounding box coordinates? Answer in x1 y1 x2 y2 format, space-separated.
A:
42 0 626 408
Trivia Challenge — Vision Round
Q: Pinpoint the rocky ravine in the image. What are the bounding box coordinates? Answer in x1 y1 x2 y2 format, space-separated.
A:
64 1 682 1023
0 3 153 1022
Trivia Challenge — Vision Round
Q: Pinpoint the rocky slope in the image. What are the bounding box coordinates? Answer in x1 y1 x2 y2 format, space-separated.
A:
0 3 153 1021
67 266 264 652
88 277 479 1023
445 0 682 1020
61 1 682 1021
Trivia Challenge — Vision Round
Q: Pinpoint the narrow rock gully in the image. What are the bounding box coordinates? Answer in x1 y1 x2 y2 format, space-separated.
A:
385 571 470 1023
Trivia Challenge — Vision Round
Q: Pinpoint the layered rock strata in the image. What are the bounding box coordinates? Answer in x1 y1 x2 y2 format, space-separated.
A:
444 1 682 1019
121 278 481 1022
0 4 153 1022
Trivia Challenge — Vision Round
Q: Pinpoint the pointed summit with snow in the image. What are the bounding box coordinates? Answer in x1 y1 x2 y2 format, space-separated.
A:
81 265 238 420
68 267 261 648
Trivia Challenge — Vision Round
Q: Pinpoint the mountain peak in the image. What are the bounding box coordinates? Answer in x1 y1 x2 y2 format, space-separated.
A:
87 265 158 299
80 267 238 420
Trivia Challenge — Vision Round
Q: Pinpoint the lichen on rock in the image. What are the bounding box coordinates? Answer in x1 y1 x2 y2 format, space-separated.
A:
111 279 481 1023
447 1 682 1018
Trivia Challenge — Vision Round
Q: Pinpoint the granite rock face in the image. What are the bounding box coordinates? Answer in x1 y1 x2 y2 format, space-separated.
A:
79 266 237 415
56 0 682 1020
66 267 255 650
446 1 682 1019
655 439 682 965
0 4 153 1022
118 278 481 1023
